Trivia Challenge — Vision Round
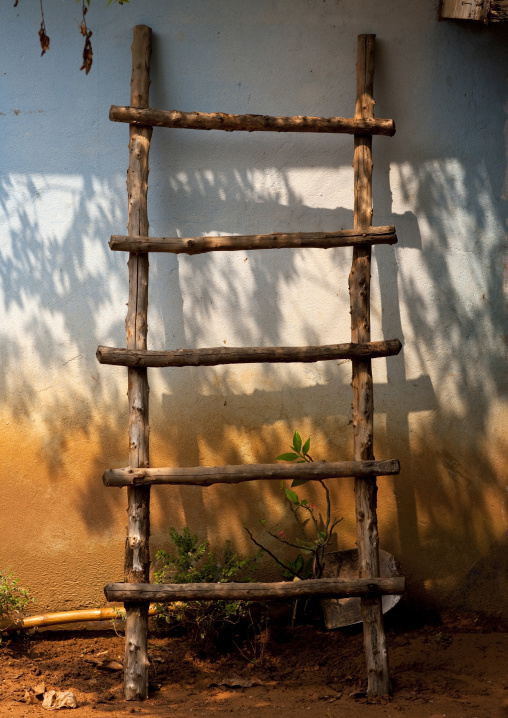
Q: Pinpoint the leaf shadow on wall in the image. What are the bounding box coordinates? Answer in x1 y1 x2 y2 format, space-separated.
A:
1 119 505 615
0 20 507 616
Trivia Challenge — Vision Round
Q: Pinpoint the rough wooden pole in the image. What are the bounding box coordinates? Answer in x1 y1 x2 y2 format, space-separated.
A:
109 105 396 136
349 34 391 697
109 225 398 254
102 458 401 488
105 577 406 603
124 24 153 702
96 339 402 368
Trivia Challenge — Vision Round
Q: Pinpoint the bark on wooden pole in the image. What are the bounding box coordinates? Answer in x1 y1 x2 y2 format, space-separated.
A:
124 24 152 702
96 339 402 368
102 458 401 488
105 576 405 603
109 225 397 253
109 105 395 136
350 34 391 697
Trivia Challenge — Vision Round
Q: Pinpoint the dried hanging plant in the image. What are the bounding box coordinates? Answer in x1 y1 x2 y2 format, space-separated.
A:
38 0 50 56
79 1 93 74
14 0 131 72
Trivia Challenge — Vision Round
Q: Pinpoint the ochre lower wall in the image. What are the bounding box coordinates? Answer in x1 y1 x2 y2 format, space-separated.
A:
2 392 506 619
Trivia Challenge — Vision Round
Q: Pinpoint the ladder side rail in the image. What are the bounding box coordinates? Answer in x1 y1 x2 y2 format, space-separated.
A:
124 24 153 702
350 34 391 697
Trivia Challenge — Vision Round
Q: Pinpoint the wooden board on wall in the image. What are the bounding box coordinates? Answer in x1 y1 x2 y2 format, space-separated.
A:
440 0 508 22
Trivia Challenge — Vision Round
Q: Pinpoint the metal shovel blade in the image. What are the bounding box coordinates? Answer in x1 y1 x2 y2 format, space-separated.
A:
320 548 402 629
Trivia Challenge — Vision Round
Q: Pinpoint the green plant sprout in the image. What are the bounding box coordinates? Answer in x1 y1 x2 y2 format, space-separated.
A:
246 431 342 582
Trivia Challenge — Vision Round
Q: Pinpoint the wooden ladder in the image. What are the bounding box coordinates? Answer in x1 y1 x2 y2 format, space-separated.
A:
98 25 404 701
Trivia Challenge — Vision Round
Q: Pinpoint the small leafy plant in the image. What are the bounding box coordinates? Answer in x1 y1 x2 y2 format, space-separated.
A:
246 431 342 581
154 528 263 646
0 569 33 638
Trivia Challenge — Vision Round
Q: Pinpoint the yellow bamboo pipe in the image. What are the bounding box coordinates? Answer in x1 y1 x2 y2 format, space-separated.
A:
0 605 157 632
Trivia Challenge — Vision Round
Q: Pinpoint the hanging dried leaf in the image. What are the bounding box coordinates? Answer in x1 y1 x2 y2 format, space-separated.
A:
39 22 50 56
80 29 93 74
38 0 49 56
79 0 93 75
79 2 93 74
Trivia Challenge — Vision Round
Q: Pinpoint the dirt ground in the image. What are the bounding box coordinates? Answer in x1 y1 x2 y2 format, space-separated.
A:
1 609 507 718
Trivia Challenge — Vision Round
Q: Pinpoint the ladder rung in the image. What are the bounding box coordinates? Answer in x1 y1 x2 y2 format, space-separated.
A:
109 106 396 136
103 459 400 487
96 339 402 368
110 226 397 254
105 577 405 603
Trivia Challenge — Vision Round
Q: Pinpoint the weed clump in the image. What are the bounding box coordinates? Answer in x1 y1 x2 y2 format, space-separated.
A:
0 569 33 638
154 528 264 649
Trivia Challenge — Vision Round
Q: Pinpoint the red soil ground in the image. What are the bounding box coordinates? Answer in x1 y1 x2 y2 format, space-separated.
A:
1 610 507 718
